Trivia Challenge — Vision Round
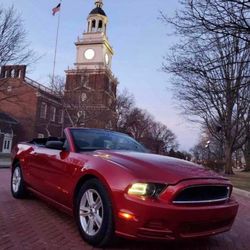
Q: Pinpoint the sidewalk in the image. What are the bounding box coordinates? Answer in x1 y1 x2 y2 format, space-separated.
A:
0 153 11 168
233 187 250 199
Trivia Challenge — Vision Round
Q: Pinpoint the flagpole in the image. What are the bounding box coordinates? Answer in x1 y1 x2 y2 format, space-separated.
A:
52 1 62 85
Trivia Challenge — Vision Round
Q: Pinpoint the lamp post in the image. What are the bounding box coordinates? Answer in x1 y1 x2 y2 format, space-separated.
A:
205 140 211 161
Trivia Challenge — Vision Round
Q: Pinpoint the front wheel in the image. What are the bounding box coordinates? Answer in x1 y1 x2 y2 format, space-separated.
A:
11 163 28 198
76 178 114 247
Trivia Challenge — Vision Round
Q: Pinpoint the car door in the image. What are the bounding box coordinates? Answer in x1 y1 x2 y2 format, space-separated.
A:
43 149 79 207
32 141 88 208
27 146 55 195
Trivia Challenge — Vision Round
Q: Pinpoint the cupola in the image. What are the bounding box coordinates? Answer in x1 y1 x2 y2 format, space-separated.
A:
87 0 108 34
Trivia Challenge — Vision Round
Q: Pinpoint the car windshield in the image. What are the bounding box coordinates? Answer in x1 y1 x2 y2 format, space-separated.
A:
71 129 147 153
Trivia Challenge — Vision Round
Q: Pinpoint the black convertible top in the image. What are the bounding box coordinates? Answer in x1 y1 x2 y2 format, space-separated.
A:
29 137 64 147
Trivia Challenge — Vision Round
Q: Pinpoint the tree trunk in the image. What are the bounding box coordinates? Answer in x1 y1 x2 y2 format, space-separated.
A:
243 138 250 171
224 141 234 175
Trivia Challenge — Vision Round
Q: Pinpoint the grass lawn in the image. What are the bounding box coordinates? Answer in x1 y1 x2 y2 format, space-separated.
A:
227 170 250 192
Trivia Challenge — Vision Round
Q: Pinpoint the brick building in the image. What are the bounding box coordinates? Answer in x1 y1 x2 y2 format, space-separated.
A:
0 65 63 152
65 0 118 128
0 0 118 152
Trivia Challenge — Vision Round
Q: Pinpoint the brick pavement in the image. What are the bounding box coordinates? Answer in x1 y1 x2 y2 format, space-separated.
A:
0 168 250 250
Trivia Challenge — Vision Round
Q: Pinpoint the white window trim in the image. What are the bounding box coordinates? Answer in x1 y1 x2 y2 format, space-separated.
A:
40 102 47 119
50 106 56 122
59 109 64 124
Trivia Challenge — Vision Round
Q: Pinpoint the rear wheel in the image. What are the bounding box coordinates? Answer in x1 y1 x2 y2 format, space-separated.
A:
11 163 27 198
76 178 114 247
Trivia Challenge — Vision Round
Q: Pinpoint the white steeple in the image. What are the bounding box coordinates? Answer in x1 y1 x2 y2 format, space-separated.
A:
74 0 114 70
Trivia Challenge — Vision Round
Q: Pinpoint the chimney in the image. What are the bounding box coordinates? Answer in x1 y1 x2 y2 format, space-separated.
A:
0 65 27 80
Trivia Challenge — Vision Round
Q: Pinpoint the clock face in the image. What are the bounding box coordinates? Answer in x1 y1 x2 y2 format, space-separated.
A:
105 53 109 65
84 49 95 60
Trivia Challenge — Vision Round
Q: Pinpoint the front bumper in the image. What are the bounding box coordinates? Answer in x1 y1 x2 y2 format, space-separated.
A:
114 190 239 240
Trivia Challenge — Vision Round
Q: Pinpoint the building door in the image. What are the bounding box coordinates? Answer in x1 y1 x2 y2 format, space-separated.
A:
2 134 13 153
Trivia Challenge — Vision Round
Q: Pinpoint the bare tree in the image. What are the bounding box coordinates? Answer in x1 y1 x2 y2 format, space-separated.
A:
0 5 35 65
115 89 135 131
164 35 249 174
49 75 88 127
123 107 154 141
161 0 250 174
115 90 178 154
0 5 37 107
161 0 250 43
145 121 178 154
191 129 224 162
242 107 250 171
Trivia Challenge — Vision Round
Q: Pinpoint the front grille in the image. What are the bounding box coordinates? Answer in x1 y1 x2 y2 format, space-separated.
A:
173 185 230 204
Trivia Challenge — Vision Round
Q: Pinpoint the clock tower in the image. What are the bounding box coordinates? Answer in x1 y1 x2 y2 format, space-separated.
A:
65 0 118 128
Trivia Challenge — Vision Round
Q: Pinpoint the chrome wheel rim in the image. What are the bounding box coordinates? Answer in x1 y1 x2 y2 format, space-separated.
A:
79 189 103 236
12 167 21 193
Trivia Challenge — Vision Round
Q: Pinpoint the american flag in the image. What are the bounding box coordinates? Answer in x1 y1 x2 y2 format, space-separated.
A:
52 3 61 16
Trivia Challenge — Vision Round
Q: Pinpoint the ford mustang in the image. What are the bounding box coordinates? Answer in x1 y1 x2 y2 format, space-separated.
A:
11 128 238 247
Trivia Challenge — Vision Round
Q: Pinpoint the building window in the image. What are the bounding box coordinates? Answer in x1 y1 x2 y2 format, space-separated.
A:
81 93 87 102
58 109 64 124
77 110 86 119
91 20 96 32
88 21 90 32
2 134 13 153
50 106 56 122
40 102 47 119
81 75 89 87
37 133 44 138
7 86 12 92
98 20 103 31
18 70 22 78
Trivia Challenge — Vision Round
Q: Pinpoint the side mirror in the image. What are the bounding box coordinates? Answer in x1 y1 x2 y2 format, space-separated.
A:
45 141 64 150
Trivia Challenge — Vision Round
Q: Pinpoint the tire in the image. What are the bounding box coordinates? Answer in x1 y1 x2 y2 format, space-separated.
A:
76 178 114 247
11 163 27 199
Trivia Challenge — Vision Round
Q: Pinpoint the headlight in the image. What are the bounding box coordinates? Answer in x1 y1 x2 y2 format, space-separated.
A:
127 183 166 197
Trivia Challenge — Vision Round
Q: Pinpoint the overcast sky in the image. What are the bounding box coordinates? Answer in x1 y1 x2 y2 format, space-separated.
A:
1 0 201 150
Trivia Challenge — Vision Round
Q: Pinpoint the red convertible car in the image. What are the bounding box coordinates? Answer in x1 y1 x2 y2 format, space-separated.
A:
11 128 238 247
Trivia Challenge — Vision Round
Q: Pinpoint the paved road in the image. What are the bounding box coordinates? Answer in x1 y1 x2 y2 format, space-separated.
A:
0 169 249 250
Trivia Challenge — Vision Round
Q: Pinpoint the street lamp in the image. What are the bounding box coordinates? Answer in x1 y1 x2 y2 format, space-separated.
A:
205 140 211 161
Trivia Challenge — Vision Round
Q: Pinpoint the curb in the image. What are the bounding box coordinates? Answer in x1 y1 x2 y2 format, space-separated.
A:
233 187 250 198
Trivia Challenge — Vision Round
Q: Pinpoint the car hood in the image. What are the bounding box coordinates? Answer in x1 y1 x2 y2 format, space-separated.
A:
93 150 226 184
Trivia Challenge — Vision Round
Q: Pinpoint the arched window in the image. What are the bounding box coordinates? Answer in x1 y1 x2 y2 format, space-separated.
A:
40 102 47 119
7 86 12 92
91 19 96 32
87 21 90 32
17 70 21 78
11 69 15 78
98 20 103 31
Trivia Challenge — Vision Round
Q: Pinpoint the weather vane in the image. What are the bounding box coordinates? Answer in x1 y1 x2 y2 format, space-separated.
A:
95 0 103 8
